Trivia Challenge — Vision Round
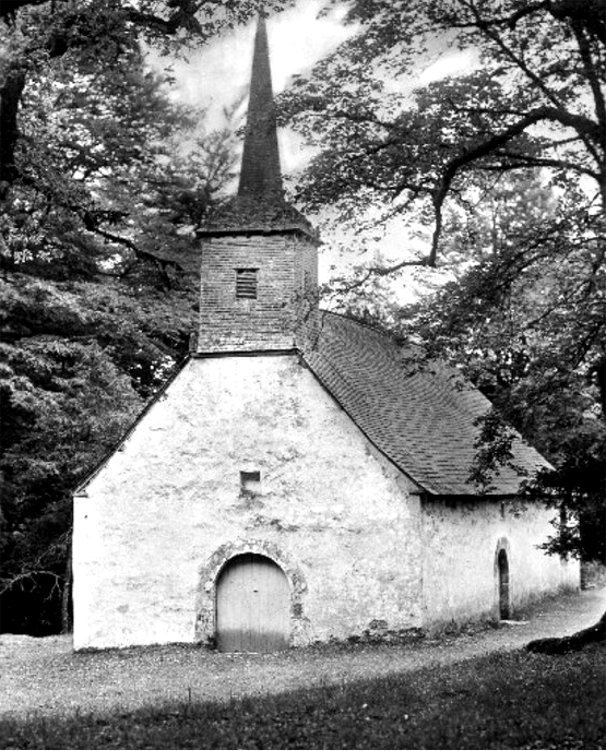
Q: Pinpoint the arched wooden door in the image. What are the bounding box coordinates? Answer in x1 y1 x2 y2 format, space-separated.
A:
216 553 290 652
498 549 510 620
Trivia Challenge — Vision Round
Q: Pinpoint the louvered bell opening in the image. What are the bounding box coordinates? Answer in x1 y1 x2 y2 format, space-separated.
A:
235 268 258 299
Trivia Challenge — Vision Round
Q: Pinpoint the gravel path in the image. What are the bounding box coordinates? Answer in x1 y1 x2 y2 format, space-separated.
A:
1 587 605 719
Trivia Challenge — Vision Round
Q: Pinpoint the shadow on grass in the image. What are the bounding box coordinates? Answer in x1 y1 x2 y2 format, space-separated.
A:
1 643 605 749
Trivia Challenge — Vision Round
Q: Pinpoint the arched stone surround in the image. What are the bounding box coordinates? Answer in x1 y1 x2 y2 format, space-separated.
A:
195 538 310 647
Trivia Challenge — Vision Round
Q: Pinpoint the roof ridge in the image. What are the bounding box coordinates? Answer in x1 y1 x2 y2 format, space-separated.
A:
318 309 425 366
319 308 402 341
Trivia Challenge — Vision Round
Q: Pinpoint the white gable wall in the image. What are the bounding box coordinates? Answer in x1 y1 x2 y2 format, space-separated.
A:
73 355 424 650
73 354 580 650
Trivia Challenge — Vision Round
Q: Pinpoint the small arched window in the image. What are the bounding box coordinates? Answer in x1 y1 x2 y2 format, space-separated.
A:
497 548 510 620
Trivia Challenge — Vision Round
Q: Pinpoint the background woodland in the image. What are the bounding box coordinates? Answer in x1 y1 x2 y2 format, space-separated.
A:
1 0 604 633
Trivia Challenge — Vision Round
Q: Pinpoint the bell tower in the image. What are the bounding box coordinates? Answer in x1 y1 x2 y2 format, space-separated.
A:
196 15 319 355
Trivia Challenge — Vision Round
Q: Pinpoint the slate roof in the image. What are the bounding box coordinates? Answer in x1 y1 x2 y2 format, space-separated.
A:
304 311 549 497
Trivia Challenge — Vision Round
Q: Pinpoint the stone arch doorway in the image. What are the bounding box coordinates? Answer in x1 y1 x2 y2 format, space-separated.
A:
497 548 510 620
215 553 290 652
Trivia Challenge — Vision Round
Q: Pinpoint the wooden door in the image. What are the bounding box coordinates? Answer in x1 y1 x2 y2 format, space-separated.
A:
216 553 290 652
498 549 510 620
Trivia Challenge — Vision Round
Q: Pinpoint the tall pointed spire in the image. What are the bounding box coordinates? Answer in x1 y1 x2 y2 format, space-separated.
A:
238 15 283 201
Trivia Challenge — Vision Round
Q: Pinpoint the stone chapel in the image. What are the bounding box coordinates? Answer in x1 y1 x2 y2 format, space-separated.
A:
72 17 579 651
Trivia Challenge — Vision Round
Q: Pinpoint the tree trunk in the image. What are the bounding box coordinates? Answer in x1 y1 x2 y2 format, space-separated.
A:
61 538 72 634
526 609 606 654
0 66 26 199
596 356 606 420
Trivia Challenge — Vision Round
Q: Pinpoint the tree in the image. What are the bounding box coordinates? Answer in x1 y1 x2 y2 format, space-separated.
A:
280 0 605 407
0 0 259 633
399 172 605 562
280 0 605 650
280 0 605 477
282 0 605 257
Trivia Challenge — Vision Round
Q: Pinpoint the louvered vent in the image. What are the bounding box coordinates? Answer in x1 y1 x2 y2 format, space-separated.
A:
235 268 258 299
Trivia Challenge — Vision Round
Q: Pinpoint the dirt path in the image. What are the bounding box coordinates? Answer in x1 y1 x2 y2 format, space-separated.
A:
1 587 605 720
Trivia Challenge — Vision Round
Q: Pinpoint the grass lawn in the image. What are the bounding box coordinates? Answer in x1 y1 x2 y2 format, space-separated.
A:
1 643 605 749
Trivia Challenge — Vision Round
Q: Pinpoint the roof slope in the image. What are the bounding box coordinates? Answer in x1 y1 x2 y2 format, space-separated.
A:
304 312 548 497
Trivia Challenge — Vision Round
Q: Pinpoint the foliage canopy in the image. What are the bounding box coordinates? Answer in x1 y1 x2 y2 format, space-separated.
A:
0 0 276 631
280 0 606 559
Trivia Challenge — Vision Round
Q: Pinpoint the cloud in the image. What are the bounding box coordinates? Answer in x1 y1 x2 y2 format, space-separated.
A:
149 2 355 130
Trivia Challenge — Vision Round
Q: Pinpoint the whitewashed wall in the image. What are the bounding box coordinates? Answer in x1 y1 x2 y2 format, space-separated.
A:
73 355 579 650
421 498 579 625
73 355 424 650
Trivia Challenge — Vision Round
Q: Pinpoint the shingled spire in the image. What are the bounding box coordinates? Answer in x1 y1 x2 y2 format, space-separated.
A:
198 13 315 234
238 15 283 201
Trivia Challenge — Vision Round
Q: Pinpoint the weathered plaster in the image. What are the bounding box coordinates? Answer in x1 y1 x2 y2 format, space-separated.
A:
73 354 579 650
421 498 579 626
73 355 424 650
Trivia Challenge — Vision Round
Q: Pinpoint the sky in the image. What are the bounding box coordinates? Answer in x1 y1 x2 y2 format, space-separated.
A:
149 2 468 301
156 2 474 172
153 2 355 173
